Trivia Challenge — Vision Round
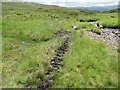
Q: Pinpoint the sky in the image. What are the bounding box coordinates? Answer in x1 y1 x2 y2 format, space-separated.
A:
4 0 120 7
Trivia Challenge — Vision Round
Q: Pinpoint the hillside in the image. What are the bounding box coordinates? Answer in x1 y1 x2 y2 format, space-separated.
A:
2 2 119 88
102 8 120 13
76 5 118 11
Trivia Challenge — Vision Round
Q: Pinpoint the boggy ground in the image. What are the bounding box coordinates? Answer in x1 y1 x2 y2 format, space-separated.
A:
2 2 119 88
38 31 71 88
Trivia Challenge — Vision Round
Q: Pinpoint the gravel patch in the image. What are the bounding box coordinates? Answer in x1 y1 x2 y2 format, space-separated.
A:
84 28 119 50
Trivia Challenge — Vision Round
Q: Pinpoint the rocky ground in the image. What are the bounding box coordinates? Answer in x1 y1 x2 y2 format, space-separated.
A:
37 23 119 88
85 22 119 50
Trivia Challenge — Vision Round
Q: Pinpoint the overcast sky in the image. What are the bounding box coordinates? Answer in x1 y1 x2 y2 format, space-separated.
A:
5 0 120 7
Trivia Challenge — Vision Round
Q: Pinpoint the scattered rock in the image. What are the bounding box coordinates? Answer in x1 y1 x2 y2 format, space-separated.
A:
86 21 119 50
85 28 118 49
90 21 102 28
110 16 115 18
72 26 79 30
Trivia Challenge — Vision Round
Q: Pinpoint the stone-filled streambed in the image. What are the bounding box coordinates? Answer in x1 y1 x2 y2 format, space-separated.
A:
85 21 119 50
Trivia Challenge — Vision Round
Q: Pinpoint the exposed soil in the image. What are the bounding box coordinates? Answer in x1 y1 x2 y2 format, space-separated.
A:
37 31 71 88
37 22 119 88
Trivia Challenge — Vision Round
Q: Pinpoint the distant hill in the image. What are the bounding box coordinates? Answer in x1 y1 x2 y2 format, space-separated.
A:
102 8 120 13
76 5 118 11
2 2 99 15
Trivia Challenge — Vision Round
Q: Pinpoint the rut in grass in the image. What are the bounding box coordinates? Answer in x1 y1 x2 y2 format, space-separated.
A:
37 30 71 88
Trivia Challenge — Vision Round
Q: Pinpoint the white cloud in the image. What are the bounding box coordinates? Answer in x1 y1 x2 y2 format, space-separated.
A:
80 0 117 2
91 2 118 7
56 3 65 7
44 0 119 3
23 0 119 3
45 0 52 5
14 0 120 7
41 0 65 7
35 0 119 7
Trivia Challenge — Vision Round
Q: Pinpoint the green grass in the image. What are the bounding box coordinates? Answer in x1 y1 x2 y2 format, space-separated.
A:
79 15 100 22
3 37 62 88
78 13 119 28
2 3 65 87
52 31 118 88
63 20 101 34
2 2 119 88
99 18 119 28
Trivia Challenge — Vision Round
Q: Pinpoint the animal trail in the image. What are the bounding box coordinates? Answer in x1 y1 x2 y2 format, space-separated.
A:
38 31 71 88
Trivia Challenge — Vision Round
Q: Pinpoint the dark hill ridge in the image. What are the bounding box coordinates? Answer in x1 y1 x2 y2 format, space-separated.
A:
3 1 119 12
2 2 99 15
102 8 120 13
76 5 118 11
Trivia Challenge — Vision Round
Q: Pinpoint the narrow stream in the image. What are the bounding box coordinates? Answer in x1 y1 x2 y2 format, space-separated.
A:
86 21 119 49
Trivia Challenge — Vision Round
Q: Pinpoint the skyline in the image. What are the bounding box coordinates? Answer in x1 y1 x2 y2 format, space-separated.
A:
2 0 120 7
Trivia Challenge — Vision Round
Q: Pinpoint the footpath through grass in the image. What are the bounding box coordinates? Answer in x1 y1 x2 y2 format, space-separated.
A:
2 2 119 88
52 30 118 88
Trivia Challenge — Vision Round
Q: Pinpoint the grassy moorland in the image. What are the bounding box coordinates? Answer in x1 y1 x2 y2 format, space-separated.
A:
78 13 119 28
2 2 119 88
52 31 118 88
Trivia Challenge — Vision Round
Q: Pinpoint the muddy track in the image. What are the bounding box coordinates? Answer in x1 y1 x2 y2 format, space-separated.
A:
37 31 71 88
